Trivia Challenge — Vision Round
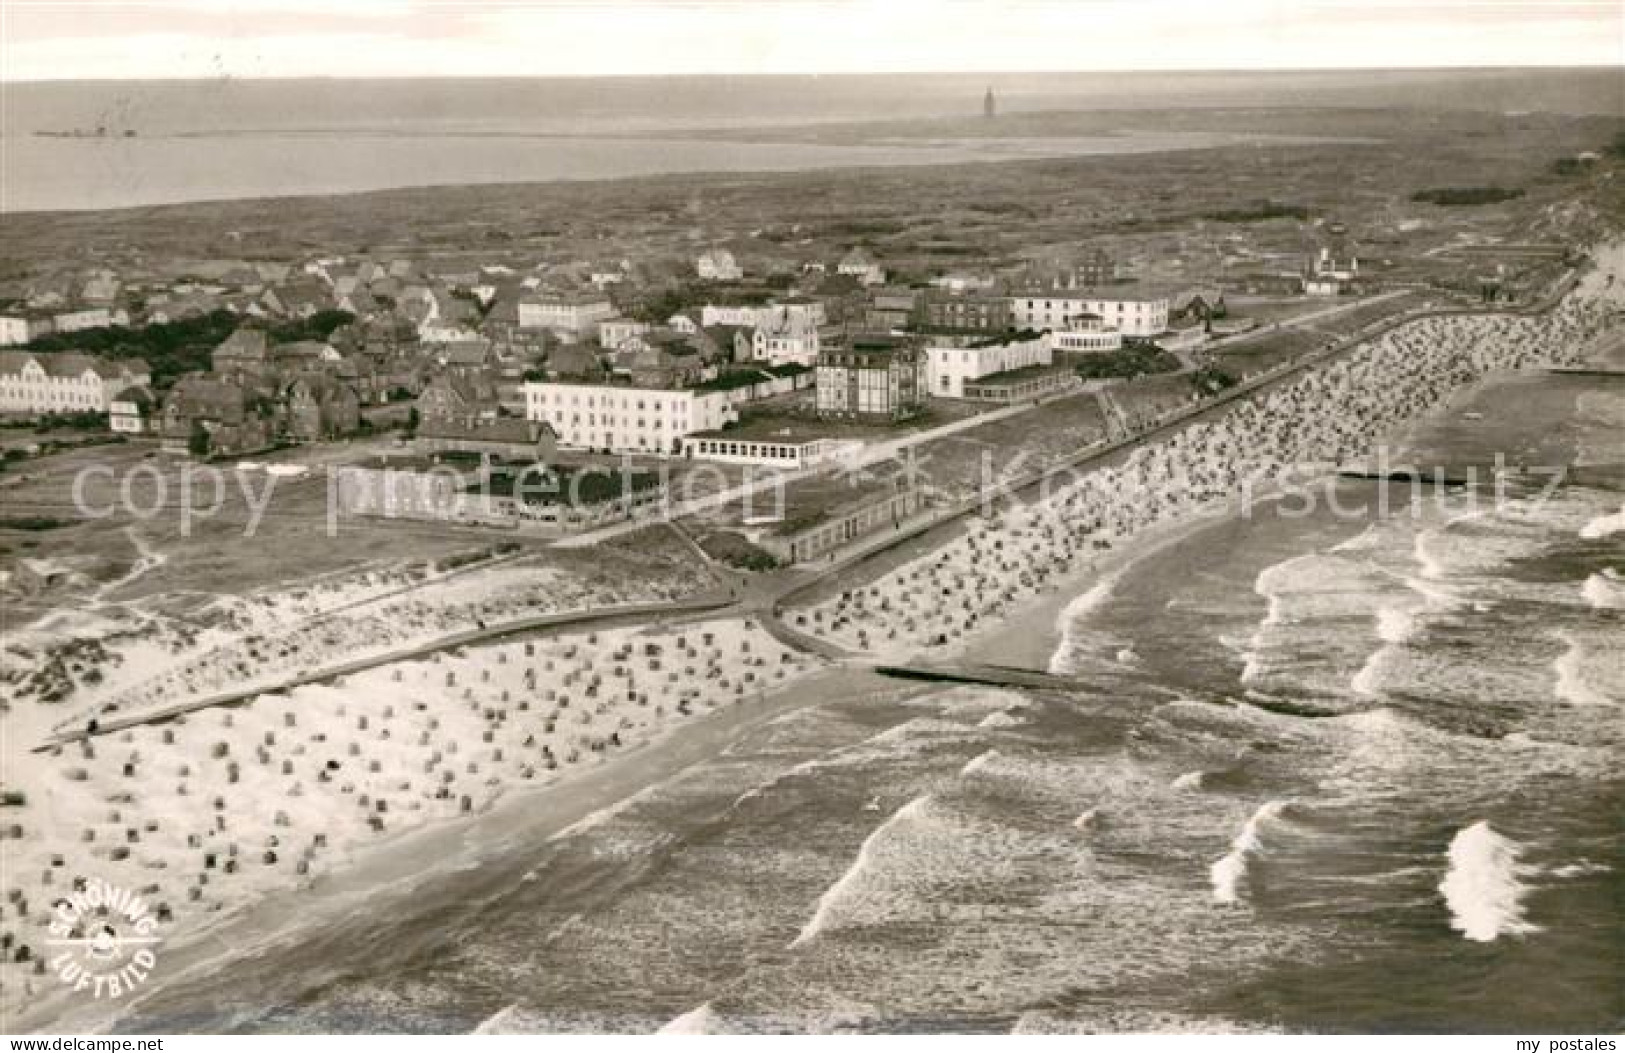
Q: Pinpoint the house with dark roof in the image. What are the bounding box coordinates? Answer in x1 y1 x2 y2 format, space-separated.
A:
282 375 361 442
262 278 332 320
416 371 502 428
211 328 273 378
545 343 604 381
272 340 343 372
414 415 558 462
696 324 753 365
160 374 276 456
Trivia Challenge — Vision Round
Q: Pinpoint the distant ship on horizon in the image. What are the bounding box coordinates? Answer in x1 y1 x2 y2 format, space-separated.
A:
34 126 137 138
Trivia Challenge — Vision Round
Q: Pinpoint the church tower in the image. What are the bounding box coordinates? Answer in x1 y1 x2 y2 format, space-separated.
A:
983 86 996 119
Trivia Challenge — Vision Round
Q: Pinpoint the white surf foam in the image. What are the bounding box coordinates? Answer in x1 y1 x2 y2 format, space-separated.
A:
472 1004 527 1034
1241 553 1370 687
1329 524 1381 554
1413 529 1448 581
960 749 998 777
789 794 932 949
1551 630 1617 706
1374 605 1418 645
1171 771 1205 791
1579 504 1625 540
1210 800 1288 905
1581 569 1625 610
550 784 659 841
1047 572 1120 675
1438 821 1540 942
1550 859 1611 879
1350 603 1420 699
1239 558 1303 684
658 1003 720 1034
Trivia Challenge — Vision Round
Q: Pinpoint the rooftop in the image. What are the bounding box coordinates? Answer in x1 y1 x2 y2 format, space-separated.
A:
0 350 150 380
963 362 1075 388
769 465 913 537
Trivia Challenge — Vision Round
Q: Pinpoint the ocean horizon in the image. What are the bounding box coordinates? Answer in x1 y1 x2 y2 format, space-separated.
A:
3 68 1620 212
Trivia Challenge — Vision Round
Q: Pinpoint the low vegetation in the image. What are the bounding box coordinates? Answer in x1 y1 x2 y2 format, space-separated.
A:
1074 344 1183 381
24 310 239 388
1190 366 1240 396
1410 186 1525 206
1199 199 1313 223
0 516 69 532
697 530 780 572
21 309 355 389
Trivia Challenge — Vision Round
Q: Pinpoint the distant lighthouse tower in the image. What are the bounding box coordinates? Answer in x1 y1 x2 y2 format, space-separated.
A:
983 86 996 119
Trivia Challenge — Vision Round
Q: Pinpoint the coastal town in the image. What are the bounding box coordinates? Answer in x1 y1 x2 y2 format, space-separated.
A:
1 81 1622 1033
0 136 1604 556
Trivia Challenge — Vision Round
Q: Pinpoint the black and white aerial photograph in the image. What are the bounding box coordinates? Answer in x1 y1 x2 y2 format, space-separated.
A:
0 0 1621 1041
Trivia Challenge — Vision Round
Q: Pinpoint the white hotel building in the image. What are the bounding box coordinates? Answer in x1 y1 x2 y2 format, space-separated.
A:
925 332 1052 399
524 381 736 455
750 318 821 367
700 300 826 330
0 315 52 347
518 291 617 338
1010 289 1169 337
1049 313 1125 354
0 351 152 415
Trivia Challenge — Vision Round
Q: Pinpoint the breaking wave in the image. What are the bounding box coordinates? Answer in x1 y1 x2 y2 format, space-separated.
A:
1578 504 1625 540
1210 801 1289 905
1047 573 1121 675
1551 630 1618 706
658 1003 721 1034
1438 822 1539 942
789 794 933 949
1580 570 1625 610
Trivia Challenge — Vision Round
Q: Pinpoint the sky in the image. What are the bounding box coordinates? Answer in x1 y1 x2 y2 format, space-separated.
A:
1 0 1621 81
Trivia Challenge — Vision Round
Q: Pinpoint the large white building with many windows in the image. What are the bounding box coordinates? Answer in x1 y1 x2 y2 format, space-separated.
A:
1049 313 1125 354
1009 288 1169 337
750 317 821 367
699 299 825 330
925 332 1051 399
523 381 736 455
815 335 927 421
0 351 152 415
518 291 616 337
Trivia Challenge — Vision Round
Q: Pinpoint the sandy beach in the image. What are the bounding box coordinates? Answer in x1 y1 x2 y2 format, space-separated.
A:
14 659 918 1035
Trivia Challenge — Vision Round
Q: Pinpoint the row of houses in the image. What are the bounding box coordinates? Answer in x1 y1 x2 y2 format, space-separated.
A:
0 351 153 421
694 246 886 287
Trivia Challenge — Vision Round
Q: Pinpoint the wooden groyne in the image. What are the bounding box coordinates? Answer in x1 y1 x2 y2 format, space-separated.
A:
1336 469 1474 487
875 662 1082 692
